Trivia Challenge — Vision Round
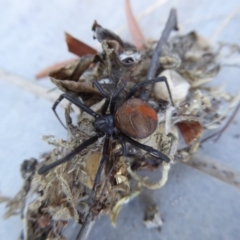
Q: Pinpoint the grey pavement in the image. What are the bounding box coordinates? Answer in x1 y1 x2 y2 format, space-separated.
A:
0 1 240 239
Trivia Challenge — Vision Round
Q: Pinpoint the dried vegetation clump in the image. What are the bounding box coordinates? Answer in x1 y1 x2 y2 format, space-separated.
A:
1 4 240 240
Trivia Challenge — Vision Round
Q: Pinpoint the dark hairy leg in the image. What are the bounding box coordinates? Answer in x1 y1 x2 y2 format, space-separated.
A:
38 133 103 174
52 93 101 128
93 80 110 115
125 76 174 106
120 132 170 163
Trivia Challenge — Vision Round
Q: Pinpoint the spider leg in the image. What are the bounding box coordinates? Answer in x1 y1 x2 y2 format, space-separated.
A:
52 93 101 128
120 133 170 163
93 134 110 190
93 80 110 115
113 133 127 156
38 133 103 174
110 84 125 113
126 76 174 106
78 135 110 239
119 138 127 156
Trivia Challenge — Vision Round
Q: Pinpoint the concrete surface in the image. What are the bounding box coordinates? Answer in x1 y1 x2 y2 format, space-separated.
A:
0 0 240 239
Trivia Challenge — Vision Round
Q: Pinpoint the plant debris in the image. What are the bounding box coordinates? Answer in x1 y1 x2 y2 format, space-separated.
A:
144 204 163 230
1 3 240 240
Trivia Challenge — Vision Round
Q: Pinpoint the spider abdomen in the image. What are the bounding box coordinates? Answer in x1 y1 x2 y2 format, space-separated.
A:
114 98 158 139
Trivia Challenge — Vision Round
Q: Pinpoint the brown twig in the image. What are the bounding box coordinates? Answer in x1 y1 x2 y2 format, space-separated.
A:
140 8 178 100
76 214 95 240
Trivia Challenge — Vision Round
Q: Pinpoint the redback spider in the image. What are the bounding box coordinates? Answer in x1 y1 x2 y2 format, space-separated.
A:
38 8 177 237
38 8 177 177
38 76 173 177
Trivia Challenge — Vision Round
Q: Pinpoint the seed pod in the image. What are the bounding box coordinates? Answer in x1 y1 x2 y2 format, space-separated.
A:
153 70 190 105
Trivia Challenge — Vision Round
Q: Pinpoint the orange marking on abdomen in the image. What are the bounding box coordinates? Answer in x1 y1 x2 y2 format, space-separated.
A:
137 104 158 120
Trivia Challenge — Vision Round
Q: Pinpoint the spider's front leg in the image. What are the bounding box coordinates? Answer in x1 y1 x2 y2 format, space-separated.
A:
93 80 110 115
38 132 104 174
91 134 110 195
113 133 127 156
125 76 174 107
93 80 126 115
52 93 101 128
76 134 110 239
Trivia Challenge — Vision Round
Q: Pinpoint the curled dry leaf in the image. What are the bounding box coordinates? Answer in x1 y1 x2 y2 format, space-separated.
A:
49 55 101 96
36 33 97 79
177 121 203 144
169 32 220 86
65 32 97 57
92 21 126 50
35 58 78 79
125 0 145 50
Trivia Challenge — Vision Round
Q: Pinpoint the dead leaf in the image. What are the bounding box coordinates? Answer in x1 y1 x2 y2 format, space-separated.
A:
65 32 97 57
177 121 203 144
36 58 78 79
125 0 145 50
